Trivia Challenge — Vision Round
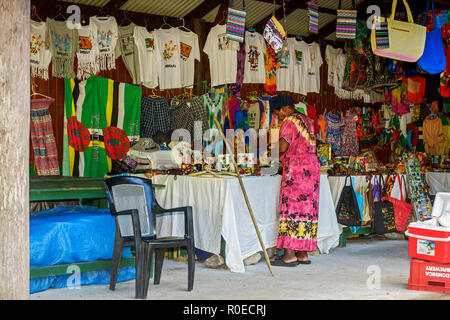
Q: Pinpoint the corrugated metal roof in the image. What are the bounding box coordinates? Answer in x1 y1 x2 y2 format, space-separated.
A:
58 0 367 37
120 0 204 17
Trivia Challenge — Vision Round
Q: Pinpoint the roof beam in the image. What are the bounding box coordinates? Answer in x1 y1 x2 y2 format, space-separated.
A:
254 1 299 33
184 0 228 20
104 0 129 10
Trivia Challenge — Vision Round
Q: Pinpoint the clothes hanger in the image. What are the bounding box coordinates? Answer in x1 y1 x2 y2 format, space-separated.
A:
247 24 256 33
119 10 132 26
295 29 302 41
53 4 66 21
31 82 53 100
149 88 162 98
161 16 173 29
178 18 194 33
31 5 44 22
96 7 109 18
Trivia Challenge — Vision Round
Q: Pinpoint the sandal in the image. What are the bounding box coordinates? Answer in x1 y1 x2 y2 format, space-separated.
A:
297 260 311 264
271 259 300 267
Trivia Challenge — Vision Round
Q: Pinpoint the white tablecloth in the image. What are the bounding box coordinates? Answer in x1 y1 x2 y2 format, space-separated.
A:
426 172 450 195
152 174 340 273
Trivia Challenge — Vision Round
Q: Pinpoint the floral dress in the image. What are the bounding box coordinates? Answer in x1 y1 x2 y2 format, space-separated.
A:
277 114 321 252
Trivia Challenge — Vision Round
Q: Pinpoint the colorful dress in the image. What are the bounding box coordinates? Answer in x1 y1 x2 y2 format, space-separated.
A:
277 114 321 252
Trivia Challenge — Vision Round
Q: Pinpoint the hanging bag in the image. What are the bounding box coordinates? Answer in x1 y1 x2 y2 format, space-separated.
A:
417 1 447 75
307 1 319 34
263 0 286 53
373 174 397 234
336 0 357 39
336 176 362 227
370 0 426 62
388 174 413 232
226 0 247 43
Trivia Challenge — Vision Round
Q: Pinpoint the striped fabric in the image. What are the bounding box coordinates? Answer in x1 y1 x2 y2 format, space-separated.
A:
375 19 389 49
336 9 357 39
263 16 286 53
308 1 319 34
226 7 246 43
30 98 60 176
63 77 141 177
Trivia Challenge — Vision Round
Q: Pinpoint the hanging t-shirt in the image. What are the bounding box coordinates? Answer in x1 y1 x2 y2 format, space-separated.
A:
90 16 119 70
76 24 100 80
45 18 78 79
155 27 182 90
133 26 158 89
247 101 263 130
243 31 267 84
116 23 139 84
31 20 52 80
325 45 344 87
276 40 293 92
204 24 238 87
179 29 200 88
306 41 323 93
291 38 310 95
203 93 224 142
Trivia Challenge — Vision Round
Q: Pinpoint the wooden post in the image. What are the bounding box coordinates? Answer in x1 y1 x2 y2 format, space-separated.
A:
0 0 30 299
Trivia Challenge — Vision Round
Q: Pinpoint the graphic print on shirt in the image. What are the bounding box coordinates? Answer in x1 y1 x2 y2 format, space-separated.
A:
279 50 290 69
98 30 113 52
145 37 155 51
180 42 192 61
217 33 230 51
52 32 72 54
120 35 134 56
31 34 44 56
163 40 178 61
79 36 93 54
248 45 260 71
295 50 303 64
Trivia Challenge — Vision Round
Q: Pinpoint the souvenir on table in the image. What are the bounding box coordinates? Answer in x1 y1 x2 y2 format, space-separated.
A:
217 154 232 171
237 153 255 168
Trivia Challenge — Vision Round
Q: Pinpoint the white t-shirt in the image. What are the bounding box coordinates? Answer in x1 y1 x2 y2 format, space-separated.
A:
30 20 52 80
133 26 158 89
204 24 238 87
305 41 323 93
90 16 119 70
325 45 344 87
77 24 100 80
179 29 200 88
276 41 293 92
155 27 182 90
243 31 266 84
291 38 310 96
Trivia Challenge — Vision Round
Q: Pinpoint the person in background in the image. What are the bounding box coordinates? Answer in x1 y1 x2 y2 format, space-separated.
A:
270 104 321 266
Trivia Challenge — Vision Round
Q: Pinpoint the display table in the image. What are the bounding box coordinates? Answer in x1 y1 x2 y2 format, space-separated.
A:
425 172 450 195
151 174 340 273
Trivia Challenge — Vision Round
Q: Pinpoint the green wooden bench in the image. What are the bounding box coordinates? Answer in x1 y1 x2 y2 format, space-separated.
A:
29 176 164 280
339 226 374 248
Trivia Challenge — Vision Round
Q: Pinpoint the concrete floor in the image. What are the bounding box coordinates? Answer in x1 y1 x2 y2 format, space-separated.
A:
30 238 450 300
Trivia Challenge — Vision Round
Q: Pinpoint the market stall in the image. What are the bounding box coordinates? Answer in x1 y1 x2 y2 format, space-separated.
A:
26 0 450 295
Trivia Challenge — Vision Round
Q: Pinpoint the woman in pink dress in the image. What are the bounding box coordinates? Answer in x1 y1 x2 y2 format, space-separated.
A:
272 106 321 266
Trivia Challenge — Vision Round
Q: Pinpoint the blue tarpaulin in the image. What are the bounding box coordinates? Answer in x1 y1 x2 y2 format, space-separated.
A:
30 206 135 294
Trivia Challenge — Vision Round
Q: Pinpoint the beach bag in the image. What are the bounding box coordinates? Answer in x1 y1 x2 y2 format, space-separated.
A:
336 176 362 227
336 0 357 39
373 174 396 234
418 2 446 75
388 174 413 232
371 0 426 62
263 1 286 53
226 0 246 43
308 1 319 34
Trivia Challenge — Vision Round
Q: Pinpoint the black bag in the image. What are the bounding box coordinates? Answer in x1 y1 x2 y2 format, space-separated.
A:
373 174 396 234
336 176 362 226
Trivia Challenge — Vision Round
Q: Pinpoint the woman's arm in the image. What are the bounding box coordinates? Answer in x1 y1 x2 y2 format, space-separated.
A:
279 137 289 157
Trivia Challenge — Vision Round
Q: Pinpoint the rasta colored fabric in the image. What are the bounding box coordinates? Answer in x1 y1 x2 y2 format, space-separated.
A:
277 114 320 252
63 76 141 177
30 98 60 176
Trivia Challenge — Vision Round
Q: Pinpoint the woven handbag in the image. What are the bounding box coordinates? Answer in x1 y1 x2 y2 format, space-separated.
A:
264 0 286 53
226 0 247 43
336 0 357 39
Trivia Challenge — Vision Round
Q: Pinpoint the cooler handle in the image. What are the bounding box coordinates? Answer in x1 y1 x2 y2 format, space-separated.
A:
405 230 450 242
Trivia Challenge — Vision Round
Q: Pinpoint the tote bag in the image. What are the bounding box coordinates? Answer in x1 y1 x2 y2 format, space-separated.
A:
226 0 247 43
263 1 286 53
336 0 357 39
388 175 413 232
373 174 397 234
371 0 426 62
336 176 362 227
417 2 446 75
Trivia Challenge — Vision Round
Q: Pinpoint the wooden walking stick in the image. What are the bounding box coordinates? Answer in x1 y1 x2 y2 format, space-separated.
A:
213 117 274 276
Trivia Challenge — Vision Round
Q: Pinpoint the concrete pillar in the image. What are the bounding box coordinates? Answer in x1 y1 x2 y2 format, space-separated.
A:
0 0 30 299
